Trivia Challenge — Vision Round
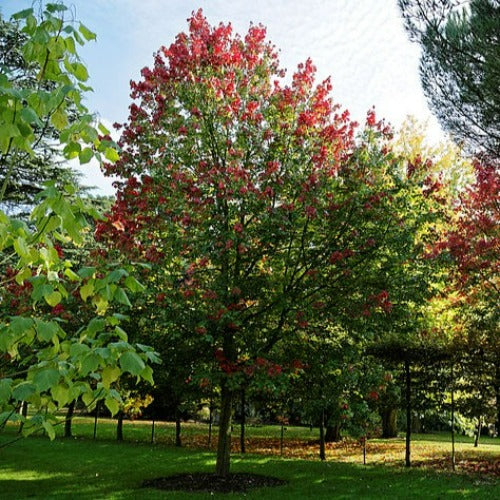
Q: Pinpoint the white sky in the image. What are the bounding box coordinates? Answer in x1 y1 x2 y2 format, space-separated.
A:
2 0 444 195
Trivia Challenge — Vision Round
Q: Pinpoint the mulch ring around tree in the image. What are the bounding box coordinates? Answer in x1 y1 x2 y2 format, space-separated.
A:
142 472 287 494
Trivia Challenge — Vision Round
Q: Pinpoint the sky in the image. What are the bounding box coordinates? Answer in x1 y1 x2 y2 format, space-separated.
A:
2 0 444 195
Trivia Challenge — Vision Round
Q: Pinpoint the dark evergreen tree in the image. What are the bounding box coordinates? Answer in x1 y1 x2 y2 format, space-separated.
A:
398 0 500 157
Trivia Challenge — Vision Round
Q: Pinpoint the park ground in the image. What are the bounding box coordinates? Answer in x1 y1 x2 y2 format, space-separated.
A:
0 418 499 498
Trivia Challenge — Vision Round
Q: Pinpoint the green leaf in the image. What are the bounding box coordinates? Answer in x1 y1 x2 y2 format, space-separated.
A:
64 268 81 282
0 379 12 403
101 366 121 389
42 420 56 440
105 396 119 416
119 351 145 376
104 147 120 163
98 122 110 135
33 368 60 392
78 267 96 279
12 8 34 20
20 106 42 126
44 290 62 307
72 62 89 82
51 384 69 407
107 269 128 283
86 318 106 337
140 365 154 385
81 353 99 375
124 276 146 293
36 320 59 342
79 23 96 41
12 382 37 401
9 317 34 336
80 281 94 301
114 288 131 307
79 147 93 164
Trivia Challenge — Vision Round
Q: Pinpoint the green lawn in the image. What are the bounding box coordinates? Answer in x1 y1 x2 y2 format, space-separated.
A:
0 430 498 499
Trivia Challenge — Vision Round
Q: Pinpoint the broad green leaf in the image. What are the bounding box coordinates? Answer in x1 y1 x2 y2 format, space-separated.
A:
9 317 34 336
64 268 81 282
124 275 146 293
119 351 145 376
78 267 96 279
51 384 69 406
114 288 131 307
80 281 94 301
101 366 121 389
44 290 62 307
79 147 93 164
15 268 32 285
140 365 154 385
36 320 59 342
72 62 89 81
79 23 96 41
104 147 119 162
33 368 60 392
0 379 12 402
86 318 106 337
105 396 119 416
12 382 37 401
81 352 99 375
42 420 56 440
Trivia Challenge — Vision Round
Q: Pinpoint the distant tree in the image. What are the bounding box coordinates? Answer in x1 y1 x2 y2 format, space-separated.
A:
398 0 500 157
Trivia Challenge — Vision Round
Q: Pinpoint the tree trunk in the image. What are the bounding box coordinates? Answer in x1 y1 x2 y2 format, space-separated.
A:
93 402 100 439
116 411 124 441
208 396 213 449
175 409 182 447
380 408 398 438
474 416 482 448
240 387 246 454
319 409 326 461
17 401 28 434
495 363 500 436
325 422 341 442
64 401 75 438
215 381 233 477
451 383 455 471
404 359 411 468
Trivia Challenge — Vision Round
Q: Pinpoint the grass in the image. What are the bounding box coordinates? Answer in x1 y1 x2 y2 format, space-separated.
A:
1 418 498 498
1 434 499 499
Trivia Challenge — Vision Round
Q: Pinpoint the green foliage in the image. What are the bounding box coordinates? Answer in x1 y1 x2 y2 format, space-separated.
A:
0 2 158 435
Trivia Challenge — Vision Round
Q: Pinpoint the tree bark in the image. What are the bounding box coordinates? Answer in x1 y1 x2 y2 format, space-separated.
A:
215 381 233 477
404 359 411 468
474 416 482 448
64 401 75 438
325 422 341 442
240 387 246 454
380 408 398 438
116 411 124 441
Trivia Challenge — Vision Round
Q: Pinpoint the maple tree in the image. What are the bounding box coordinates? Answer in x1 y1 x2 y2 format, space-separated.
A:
99 10 451 475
